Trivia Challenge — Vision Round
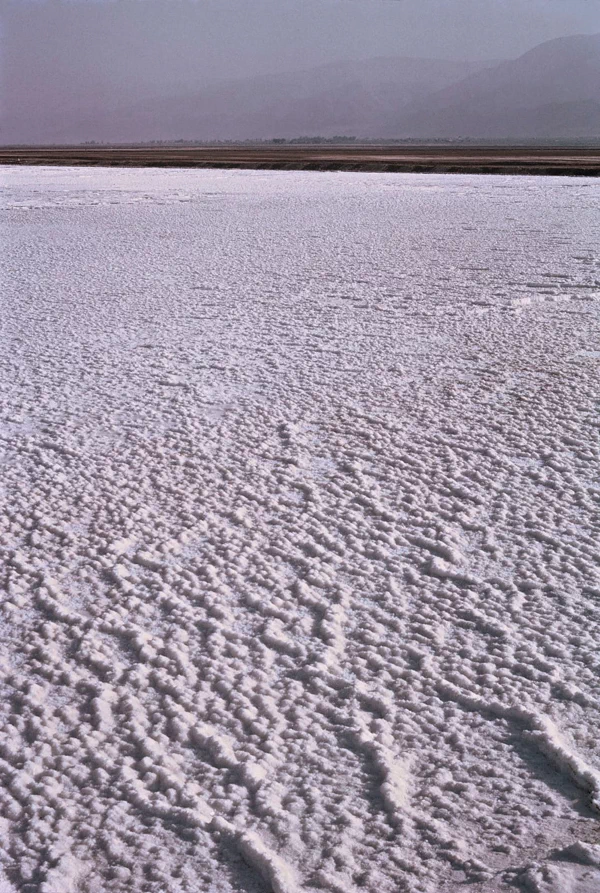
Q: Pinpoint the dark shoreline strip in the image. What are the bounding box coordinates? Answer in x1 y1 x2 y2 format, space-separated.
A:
2 146 599 177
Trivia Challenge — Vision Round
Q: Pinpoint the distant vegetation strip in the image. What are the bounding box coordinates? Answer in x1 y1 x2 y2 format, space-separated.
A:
1 145 600 176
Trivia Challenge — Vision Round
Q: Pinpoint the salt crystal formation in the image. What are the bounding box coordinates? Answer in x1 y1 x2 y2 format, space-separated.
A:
1 167 599 892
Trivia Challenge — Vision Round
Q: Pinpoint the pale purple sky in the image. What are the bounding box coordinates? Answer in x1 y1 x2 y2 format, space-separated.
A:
4 0 599 95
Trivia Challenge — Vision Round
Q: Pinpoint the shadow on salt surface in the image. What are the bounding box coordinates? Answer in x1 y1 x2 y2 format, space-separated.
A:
211 843 267 893
506 846 600 893
445 843 600 891
536 864 600 893
511 734 599 820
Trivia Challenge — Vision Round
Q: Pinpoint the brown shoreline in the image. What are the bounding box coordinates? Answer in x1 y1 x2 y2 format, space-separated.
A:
2 144 600 176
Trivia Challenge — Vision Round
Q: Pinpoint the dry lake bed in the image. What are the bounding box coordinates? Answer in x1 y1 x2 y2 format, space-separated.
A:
1 166 599 892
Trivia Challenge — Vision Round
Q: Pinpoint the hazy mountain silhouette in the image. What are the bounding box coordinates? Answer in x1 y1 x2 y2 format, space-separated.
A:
3 34 599 143
2 57 491 143
128 57 499 142
392 33 600 138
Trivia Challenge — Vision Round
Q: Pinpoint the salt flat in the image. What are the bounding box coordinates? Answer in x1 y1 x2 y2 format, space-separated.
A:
1 167 599 893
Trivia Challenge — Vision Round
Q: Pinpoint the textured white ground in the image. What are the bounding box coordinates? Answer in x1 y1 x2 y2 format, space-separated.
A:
1 167 600 893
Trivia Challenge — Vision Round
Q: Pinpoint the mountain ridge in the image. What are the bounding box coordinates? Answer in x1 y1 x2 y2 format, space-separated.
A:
3 33 599 143
391 33 600 138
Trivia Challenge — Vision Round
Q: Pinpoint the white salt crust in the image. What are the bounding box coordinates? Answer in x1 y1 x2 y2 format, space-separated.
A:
0 167 599 892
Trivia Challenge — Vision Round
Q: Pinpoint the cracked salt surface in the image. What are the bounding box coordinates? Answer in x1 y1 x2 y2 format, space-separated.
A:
1 166 599 893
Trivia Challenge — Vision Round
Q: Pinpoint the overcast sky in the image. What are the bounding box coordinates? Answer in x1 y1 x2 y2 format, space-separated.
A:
3 0 600 95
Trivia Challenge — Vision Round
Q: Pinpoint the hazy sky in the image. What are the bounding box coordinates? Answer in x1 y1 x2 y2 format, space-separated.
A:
4 0 600 95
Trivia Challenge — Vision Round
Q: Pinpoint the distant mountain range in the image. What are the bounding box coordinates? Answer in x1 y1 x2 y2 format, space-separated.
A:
3 33 600 144
391 33 600 139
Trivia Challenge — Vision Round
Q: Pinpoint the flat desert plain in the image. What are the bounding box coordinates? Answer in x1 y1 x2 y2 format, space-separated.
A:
1 166 599 893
